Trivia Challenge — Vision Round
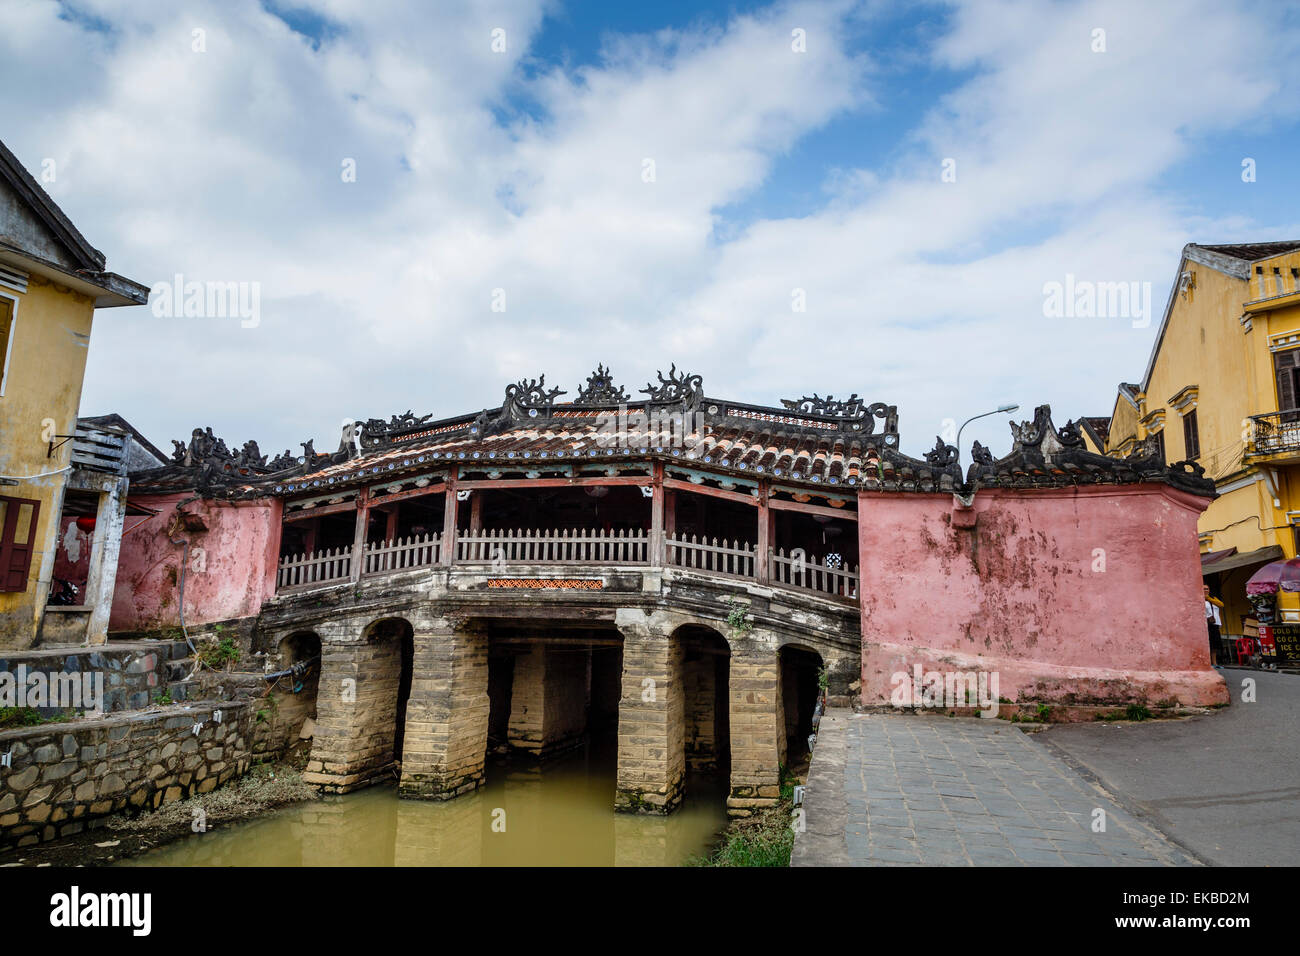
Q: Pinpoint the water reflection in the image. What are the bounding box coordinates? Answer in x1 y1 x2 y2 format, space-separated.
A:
122 736 727 867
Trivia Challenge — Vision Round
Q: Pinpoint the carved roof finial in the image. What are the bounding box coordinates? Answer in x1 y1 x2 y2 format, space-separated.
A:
574 364 629 405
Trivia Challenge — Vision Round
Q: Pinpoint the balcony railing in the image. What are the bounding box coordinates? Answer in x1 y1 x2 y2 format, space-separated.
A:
456 527 649 565
275 526 858 602
1248 411 1300 457
666 534 756 579
277 546 353 591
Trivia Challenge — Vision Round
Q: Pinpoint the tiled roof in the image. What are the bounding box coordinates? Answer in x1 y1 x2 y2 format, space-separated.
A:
1079 416 1111 446
253 404 900 496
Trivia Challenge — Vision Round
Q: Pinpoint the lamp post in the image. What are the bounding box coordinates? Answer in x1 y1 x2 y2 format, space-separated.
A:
955 404 1020 470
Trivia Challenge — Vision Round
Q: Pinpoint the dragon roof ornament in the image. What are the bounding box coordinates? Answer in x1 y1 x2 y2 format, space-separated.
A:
640 364 704 413
573 364 629 405
964 404 1215 497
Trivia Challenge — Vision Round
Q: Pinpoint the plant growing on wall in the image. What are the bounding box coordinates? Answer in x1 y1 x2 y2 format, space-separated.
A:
197 634 241 671
724 597 752 633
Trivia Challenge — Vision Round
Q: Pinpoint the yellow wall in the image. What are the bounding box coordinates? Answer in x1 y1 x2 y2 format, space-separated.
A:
1101 247 1300 635
0 274 96 647
1106 392 1142 454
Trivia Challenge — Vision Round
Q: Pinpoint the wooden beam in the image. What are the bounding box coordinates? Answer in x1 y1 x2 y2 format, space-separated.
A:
441 467 459 565
455 475 649 490
663 477 758 507
349 487 370 583
283 500 359 522
367 481 446 507
651 461 665 565
469 490 483 534
767 497 859 521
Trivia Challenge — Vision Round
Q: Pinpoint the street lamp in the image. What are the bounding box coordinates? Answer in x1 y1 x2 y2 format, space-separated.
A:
955 404 1020 470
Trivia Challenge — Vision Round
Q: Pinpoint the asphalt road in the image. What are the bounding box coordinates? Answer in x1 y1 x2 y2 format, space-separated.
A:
1037 669 1300 867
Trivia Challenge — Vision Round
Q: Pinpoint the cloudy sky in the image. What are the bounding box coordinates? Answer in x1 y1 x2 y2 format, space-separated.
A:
4 0 1300 460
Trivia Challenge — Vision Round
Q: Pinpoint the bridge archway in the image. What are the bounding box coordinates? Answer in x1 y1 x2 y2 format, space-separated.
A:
482 622 624 762
360 616 415 765
274 630 322 755
778 643 823 773
675 624 731 788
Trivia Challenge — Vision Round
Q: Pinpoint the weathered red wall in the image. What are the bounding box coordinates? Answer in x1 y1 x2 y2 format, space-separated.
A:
109 493 282 633
858 485 1228 707
53 516 92 593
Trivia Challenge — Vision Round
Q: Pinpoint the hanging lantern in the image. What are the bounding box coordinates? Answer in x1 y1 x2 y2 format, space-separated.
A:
75 515 96 533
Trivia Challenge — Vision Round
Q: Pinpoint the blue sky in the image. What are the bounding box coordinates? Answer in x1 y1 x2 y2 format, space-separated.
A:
5 0 1300 460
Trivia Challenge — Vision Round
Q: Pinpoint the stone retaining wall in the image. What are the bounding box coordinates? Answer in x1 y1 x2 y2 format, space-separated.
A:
0 641 192 716
0 700 252 849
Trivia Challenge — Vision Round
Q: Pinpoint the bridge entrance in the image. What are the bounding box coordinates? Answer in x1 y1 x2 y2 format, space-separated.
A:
779 644 824 774
679 624 731 779
484 623 623 761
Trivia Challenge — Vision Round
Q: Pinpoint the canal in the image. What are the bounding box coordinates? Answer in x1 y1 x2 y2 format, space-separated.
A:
120 734 730 866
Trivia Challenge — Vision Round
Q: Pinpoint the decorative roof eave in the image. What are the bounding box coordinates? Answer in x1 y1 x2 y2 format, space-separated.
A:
963 404 1216 499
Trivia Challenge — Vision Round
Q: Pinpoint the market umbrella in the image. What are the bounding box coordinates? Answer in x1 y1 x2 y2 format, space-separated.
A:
1246 558 1300 593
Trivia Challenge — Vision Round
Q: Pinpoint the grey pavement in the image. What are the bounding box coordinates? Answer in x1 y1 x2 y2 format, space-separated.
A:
791 711 1197 866
1038 668 1300 867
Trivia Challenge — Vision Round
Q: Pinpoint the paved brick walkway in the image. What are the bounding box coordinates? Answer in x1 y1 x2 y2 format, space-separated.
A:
791 712 1198 866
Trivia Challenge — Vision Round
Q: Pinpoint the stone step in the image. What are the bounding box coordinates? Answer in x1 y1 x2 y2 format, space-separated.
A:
165 680 197 703
164 658 194 682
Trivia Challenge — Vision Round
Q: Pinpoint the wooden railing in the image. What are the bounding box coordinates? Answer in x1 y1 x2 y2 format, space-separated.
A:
362 532 441 574
666 533 756 579
275 526 856 603
276 547 352 591
770 547 858 600
455 527 649 565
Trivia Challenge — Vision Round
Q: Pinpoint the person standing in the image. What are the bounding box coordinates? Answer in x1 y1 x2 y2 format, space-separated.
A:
1204 584 1225 665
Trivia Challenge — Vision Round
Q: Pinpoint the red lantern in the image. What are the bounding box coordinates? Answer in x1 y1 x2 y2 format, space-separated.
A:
75 516 96 533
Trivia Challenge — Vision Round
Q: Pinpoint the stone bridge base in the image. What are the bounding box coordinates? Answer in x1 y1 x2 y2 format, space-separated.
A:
281 593 856 816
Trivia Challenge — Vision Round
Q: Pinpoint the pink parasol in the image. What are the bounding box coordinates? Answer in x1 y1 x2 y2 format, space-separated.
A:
1246 558 1300 594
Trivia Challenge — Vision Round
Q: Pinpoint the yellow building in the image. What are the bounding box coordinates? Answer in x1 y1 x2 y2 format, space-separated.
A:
0 139 147 649
1097 241 1300 646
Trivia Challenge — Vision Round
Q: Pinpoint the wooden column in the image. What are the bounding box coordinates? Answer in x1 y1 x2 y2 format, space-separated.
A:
384 508 398 543
756 481 771 583
349 487 370 582
469 491 482 534
441 468 459 565
651 461 665 566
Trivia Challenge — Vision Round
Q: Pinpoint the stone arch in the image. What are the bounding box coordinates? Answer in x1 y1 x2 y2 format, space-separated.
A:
672 622 731 785
270 630 322 757
360 616 416 764
278 629 321 666
777 642 824 772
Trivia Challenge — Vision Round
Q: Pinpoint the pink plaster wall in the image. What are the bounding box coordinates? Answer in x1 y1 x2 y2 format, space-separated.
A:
109 493 282 632
858 485 1228 708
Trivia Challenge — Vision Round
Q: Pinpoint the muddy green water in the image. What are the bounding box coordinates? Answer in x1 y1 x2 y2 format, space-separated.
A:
121 740 729 867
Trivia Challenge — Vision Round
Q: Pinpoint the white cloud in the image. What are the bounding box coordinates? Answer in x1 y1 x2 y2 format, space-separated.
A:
1 0 1298 460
